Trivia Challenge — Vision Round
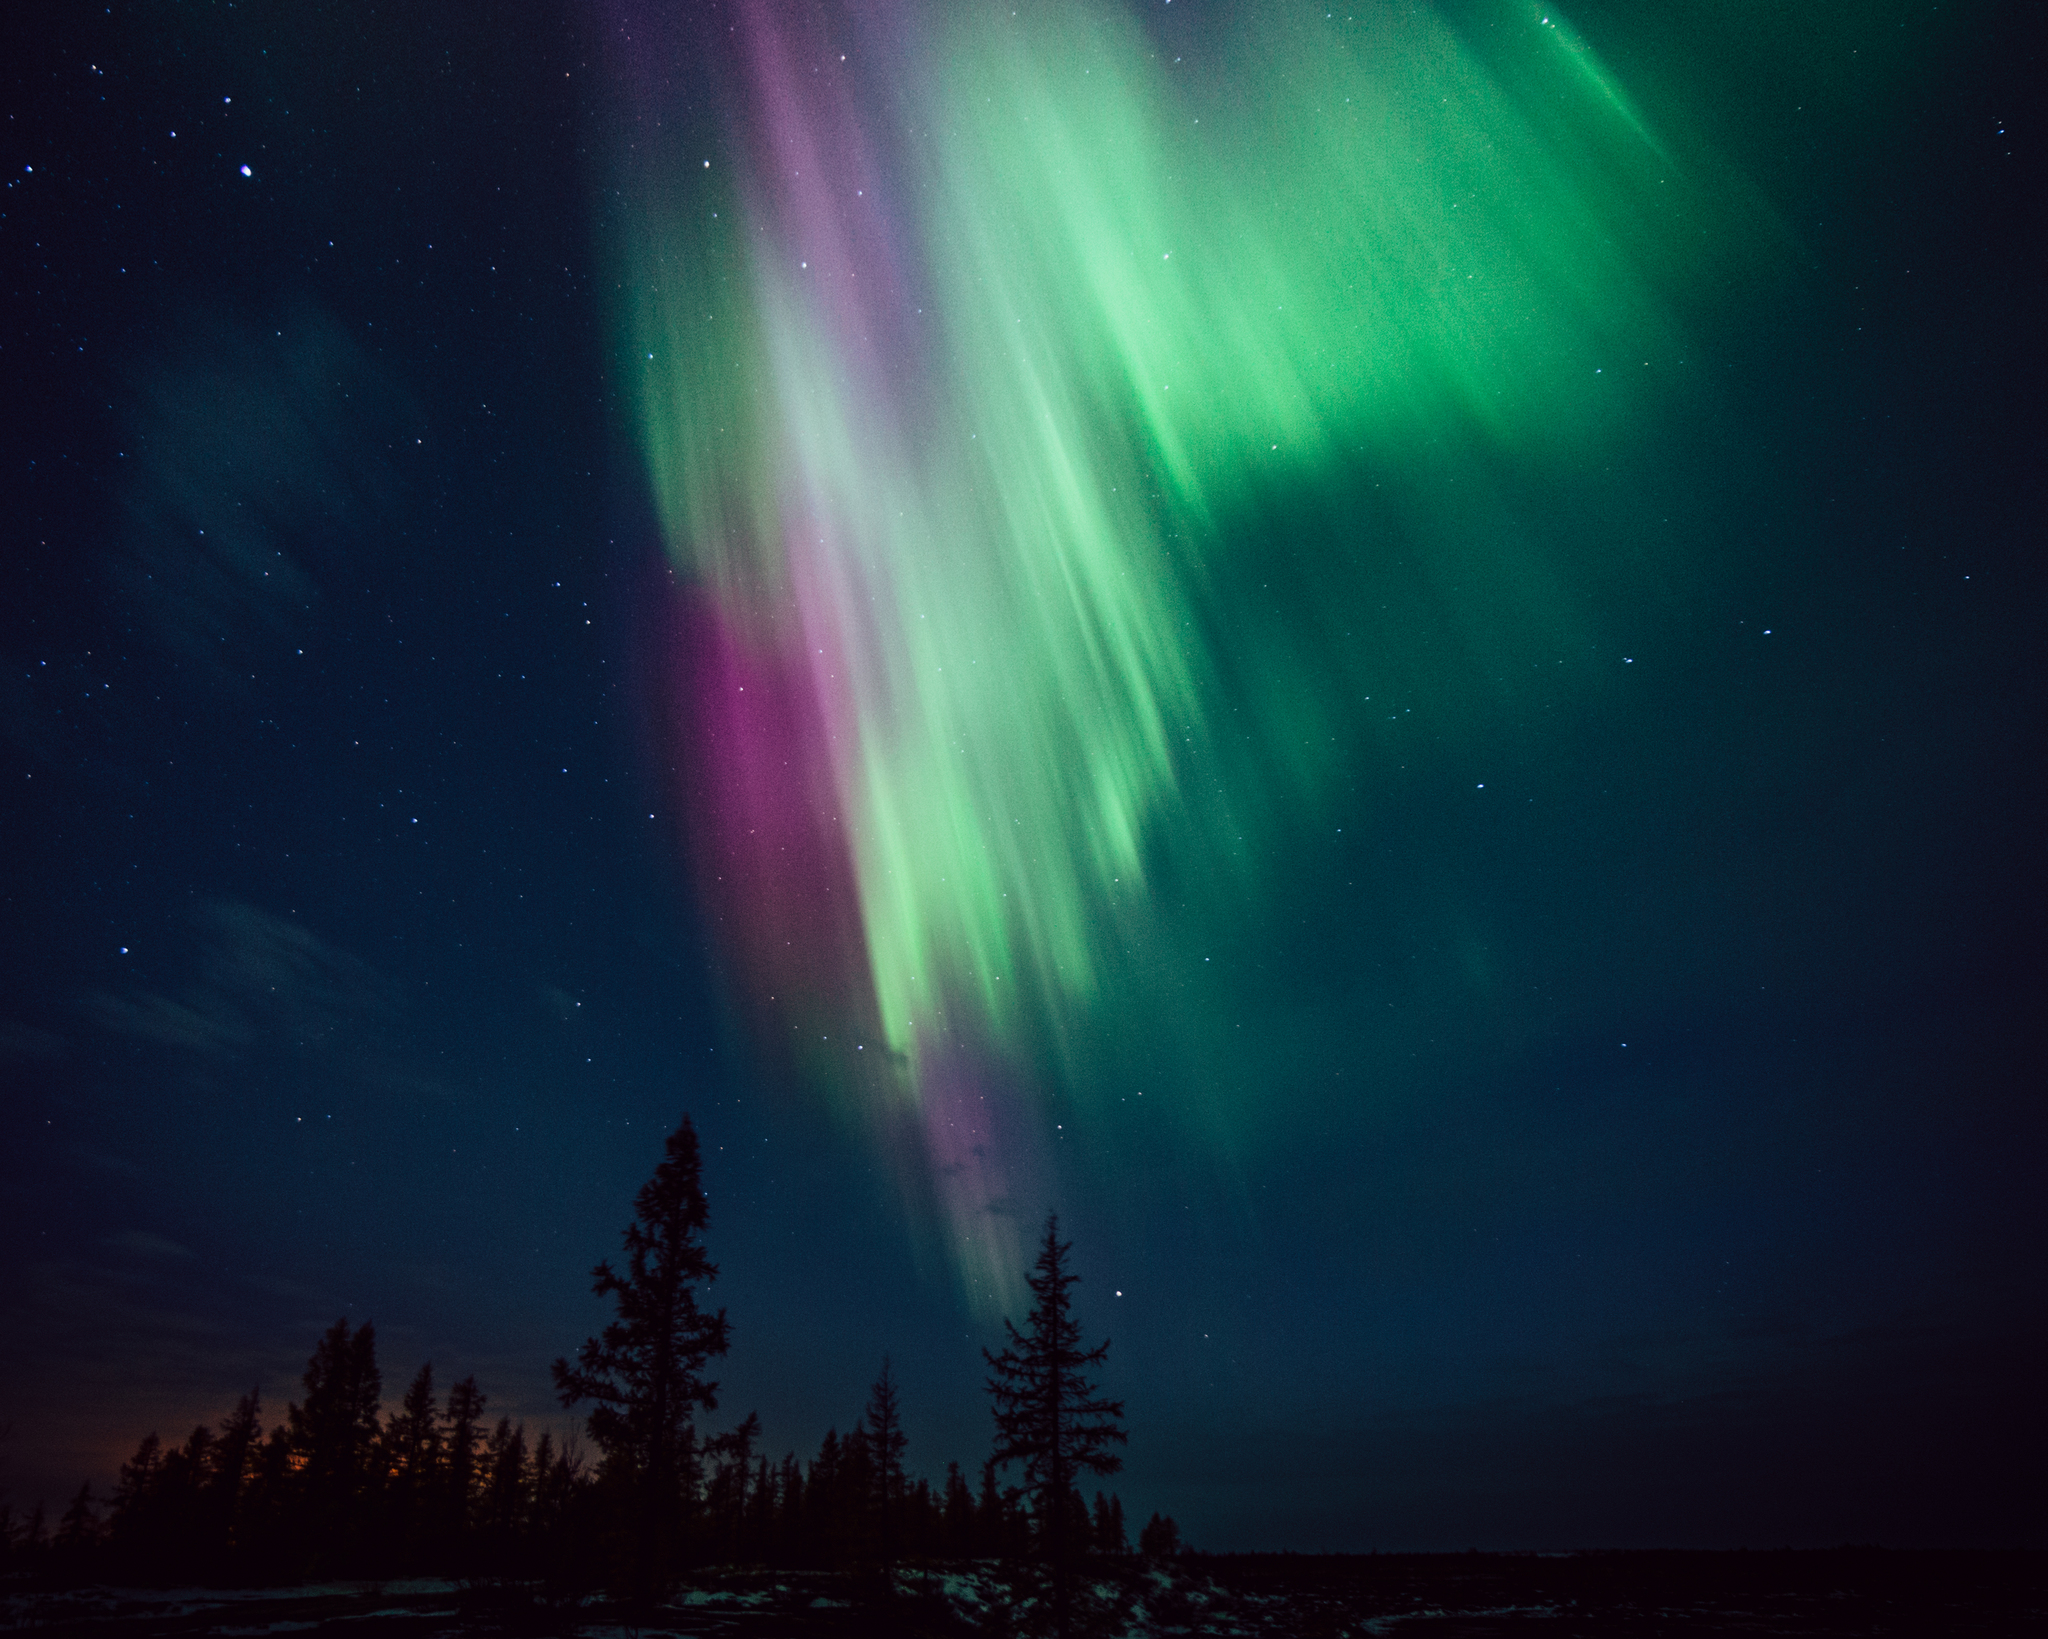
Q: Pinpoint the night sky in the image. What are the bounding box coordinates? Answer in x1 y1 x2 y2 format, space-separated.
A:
3 0 2042 1552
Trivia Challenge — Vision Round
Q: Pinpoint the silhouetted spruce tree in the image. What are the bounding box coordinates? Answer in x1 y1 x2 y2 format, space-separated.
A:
942 1461 975 1558
1091 1491 1127 1555
833 1425 875 1567
286 1317 382 1573
773 1453 805 1563
207 1390 263 1566
1137 1511 1179 1559
975 1456 1013 1557
1060 1483 1091 1561
240 1424 294 1576
377 1366 440 1568
908 1476 937 1557
553 1114 732 1594
110 1422 229 1581
985 1215 1126 1636
743 1454 777 1561
110 1433 160 1507
478 1417 530 1571
804 1429 841 1564
108 1432 164 1575
441 1374 487 1565
864 1356 908 1574
702 1409 759 1565
157 1427 213 1574
54 1482 101 1578
523 1430 594 1596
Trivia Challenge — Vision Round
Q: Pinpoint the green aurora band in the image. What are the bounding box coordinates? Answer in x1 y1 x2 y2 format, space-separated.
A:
617 2 1760 1310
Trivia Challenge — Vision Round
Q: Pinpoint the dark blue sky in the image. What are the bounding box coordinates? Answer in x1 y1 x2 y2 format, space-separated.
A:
3 0 2042 1550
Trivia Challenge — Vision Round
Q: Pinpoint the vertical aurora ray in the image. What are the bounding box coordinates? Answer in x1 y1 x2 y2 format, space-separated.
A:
607 2 1758 1310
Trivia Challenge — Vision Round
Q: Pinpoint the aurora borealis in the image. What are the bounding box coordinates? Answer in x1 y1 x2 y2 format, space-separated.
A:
5 0 2042 1551
616 1 1759 1309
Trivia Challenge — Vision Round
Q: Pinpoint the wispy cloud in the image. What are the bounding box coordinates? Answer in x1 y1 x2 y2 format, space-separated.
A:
84 989 252 1055
102 1231 196 1263
84 900 397 1066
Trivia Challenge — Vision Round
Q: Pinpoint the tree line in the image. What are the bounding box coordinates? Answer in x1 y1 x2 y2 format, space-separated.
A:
0 1117 1181 1602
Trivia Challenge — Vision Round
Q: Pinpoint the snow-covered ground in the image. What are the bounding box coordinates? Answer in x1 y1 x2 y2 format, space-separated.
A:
3 1550 2037 1636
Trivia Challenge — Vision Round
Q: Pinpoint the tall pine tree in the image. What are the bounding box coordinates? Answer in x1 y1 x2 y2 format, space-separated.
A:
553 1114 732 1590
287 1318 382 1571
985 1215 1126 1634
379 1366 440 1564
442 1374 488 1556
864 1357 908 1573
207 1390 263 1561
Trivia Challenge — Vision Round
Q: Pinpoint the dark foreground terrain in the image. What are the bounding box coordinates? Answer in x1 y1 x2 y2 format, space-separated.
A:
3 1550 2040 1636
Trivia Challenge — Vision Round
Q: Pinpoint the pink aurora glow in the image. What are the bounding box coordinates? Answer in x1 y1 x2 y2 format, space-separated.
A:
622 6 1039 1281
